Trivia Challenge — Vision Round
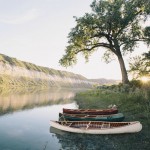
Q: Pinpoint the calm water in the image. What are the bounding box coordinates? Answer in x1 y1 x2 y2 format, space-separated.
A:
0 88 79 150
0 88 149 150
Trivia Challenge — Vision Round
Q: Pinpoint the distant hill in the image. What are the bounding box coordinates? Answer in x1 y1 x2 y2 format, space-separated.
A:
89 78 120 85
0 53 94 88
0 53 86 79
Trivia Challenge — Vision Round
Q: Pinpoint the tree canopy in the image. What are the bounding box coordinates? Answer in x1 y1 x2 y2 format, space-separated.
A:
59 0 150 84
129 51 150 79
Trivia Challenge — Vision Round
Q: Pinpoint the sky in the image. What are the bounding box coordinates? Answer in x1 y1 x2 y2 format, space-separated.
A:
0 0 148 80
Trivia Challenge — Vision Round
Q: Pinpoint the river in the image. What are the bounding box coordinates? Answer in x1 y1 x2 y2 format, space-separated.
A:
0 88 81 150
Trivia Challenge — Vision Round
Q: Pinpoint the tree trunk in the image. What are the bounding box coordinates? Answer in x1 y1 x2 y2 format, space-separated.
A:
117 54 129 84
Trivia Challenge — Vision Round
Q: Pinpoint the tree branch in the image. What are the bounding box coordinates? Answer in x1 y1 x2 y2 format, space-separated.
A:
74 43 111 54
115 10 143 38
120 38 150 46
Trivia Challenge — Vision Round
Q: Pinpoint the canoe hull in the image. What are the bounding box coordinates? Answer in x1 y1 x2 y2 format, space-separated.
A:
50 121 142 134
59 113 125 122
63 108 118 115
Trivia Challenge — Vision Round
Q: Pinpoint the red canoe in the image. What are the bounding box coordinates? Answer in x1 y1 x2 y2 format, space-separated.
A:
63 108 118 115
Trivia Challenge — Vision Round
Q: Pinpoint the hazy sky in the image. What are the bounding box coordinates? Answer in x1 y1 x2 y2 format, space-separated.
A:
0 0 147 79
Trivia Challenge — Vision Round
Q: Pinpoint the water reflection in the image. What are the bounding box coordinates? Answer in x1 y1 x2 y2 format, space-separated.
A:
0 102 78 150
0 88 79 116
50 126 148 150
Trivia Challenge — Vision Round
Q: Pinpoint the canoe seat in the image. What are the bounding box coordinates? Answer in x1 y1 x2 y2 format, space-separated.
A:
68 123 72 127
61 121 68 125
61 122 73 127
101 123 110 129
86 121 91 129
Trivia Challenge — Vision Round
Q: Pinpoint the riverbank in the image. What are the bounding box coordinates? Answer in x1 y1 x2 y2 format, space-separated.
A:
74 86 150 149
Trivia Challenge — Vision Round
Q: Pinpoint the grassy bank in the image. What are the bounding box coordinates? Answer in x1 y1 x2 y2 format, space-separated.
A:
75 88 149 120
74 85 150 149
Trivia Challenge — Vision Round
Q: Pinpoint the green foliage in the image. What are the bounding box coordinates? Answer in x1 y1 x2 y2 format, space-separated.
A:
97 79 150 93
129 79 143 88
129 51 150 79
144 26 150 45
143 51 150 60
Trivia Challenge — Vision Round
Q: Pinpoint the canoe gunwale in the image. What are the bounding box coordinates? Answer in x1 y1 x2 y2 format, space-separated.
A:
59 113 125 122
59 113 124 118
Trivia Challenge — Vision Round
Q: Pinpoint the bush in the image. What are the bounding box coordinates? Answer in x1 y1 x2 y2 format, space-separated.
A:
97 79 150 93
129 80 142 88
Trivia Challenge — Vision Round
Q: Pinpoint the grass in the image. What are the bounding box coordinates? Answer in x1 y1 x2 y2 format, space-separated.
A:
74 86 150 149
75 88 149 119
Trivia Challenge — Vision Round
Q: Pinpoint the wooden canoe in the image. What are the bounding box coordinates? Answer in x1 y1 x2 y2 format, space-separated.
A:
63 108 118 115
59 113 125 122
50 121 142 134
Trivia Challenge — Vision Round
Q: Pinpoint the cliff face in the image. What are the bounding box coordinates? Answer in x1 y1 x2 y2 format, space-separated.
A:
0 54 94 88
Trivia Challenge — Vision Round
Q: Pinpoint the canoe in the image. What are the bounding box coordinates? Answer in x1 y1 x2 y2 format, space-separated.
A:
63 108 118 115
50 121 142 134
59 113 125 122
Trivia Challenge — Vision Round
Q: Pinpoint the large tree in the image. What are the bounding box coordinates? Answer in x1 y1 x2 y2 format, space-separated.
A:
59 0 150 84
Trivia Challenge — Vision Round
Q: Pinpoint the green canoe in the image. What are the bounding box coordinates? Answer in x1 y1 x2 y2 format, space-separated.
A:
59 112 125 122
